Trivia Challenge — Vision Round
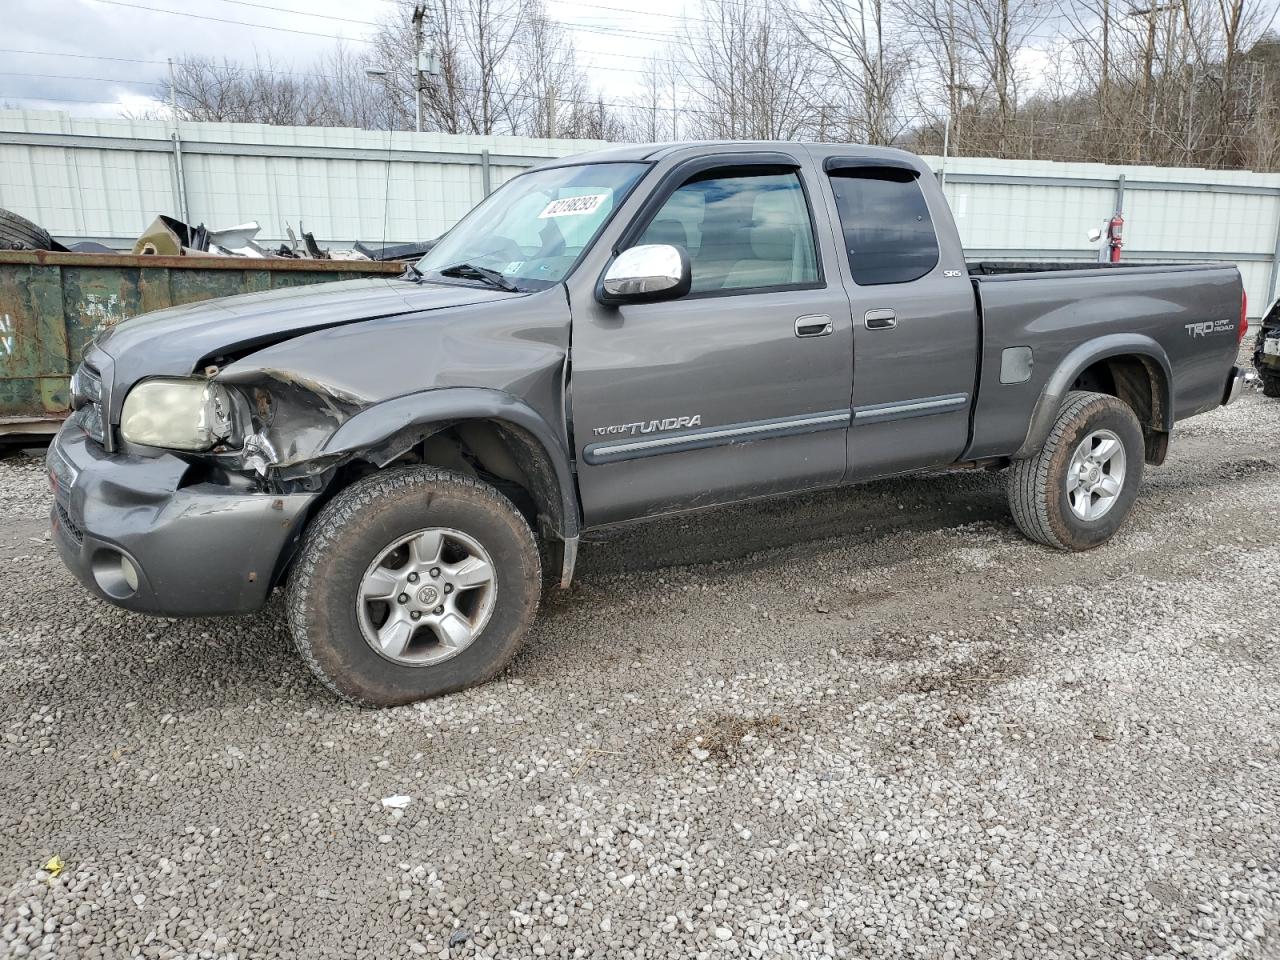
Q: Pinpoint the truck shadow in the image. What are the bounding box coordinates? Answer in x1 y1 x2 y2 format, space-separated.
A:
576 469 1011 580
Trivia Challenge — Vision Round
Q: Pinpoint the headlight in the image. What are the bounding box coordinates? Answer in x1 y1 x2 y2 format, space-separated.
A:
120 378 236 451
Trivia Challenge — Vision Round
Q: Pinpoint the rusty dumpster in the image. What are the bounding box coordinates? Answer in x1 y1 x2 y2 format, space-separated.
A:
0 251 404 437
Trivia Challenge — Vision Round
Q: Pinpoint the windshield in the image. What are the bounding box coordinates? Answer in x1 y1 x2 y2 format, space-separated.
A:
417 162 649 291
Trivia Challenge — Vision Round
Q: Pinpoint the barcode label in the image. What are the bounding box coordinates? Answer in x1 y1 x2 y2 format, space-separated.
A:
538 194 607 219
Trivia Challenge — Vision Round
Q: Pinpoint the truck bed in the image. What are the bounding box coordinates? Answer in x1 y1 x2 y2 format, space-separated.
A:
962 261 1243 461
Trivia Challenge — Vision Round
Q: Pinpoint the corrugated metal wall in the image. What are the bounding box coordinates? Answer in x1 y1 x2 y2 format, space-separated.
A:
0 111 602 250
2 110 1278 313
937 156 1280 313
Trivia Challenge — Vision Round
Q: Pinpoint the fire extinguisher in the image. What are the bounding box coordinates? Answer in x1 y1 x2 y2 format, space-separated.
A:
1107 212 1124 263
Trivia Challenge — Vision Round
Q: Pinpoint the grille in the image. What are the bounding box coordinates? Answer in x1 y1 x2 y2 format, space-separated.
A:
55 500 84 545
70 364 106 445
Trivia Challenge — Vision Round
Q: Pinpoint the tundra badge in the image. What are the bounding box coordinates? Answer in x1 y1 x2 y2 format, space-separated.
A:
593 415 702 437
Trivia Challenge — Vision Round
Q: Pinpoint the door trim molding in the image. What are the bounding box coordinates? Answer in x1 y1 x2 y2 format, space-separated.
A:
852 393 969 424
583 409 850 465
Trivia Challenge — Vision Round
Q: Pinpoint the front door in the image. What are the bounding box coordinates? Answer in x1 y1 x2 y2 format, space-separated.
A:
567 153 854 527
820 158 979 479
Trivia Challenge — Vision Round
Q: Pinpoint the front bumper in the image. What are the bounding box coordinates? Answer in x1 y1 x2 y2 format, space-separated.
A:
47 424 318 616
1256 329 1280 374
1223 365 1251 405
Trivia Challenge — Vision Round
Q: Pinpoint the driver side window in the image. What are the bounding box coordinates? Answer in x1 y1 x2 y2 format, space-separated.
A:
636 167 819 294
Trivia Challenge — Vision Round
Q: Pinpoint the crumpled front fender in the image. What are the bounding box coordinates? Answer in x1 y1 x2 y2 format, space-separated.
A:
322 387 579 538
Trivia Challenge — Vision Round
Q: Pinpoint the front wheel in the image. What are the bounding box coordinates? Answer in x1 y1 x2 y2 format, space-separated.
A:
1263 373 1280 398
287 466 541 706
1007 391 1145 551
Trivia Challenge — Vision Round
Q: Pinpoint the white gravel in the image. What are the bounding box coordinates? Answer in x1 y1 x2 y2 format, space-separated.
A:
1 387 1278 959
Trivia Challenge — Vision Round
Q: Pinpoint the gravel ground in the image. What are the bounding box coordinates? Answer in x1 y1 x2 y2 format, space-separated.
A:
1 385 1278 960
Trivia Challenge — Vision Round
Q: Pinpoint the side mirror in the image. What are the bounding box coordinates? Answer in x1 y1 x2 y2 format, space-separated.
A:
598 244 692 305
1087 227 1103 243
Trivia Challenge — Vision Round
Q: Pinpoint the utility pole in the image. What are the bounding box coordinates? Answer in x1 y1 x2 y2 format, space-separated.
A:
167 57 177 121
940 110 950 188
411 4 426 133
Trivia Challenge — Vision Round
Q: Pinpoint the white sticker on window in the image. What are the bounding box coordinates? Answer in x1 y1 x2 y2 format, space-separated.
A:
538 194 608 219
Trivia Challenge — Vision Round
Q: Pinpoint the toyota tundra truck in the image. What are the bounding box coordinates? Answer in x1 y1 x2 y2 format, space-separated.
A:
46 141 1250 705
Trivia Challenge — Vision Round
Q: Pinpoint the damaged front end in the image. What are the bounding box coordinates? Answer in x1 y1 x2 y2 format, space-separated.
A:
49 363 405 617
50 274 577 616
206 369 370 494
1253 297 1280 397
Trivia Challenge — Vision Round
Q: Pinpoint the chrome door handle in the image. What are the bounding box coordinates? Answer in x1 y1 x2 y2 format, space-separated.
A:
795 314 833 338
864 308 897 330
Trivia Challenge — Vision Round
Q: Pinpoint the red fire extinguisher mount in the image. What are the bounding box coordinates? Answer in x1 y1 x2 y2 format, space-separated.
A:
1106 212 1124 263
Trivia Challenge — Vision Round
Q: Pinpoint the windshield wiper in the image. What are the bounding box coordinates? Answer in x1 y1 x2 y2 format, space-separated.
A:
437 262 520 292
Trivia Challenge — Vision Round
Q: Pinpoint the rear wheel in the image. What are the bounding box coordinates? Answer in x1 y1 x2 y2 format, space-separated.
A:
287 466 541 706
1263 373 1280 398
1008 391 1144 551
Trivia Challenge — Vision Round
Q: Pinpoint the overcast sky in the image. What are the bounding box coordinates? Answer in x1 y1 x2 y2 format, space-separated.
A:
1 0 675 116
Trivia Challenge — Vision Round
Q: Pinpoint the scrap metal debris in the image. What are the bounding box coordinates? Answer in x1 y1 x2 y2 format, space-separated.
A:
5 206 436 261
129 214 433 261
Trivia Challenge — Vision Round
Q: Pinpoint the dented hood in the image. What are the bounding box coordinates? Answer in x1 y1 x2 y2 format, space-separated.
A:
94 277 522 397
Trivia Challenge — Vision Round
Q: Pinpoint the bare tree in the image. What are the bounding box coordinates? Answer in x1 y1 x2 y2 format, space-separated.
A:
622 54 686 142
521 4 593 137
683 0 821 139
371 0 624 136
122 0 1280 172
789 0 913 144
152 51 384 128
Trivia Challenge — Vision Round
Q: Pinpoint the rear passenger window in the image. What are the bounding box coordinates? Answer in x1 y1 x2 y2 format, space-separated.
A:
829 168 939 285
636 167 819 294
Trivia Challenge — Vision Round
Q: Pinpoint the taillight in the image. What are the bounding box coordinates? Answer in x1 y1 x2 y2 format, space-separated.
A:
1239 290 1248 344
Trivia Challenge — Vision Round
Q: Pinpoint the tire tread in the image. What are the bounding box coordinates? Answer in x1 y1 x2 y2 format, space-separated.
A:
286 466 539 706
1008 390 1136 551
0 208 53 251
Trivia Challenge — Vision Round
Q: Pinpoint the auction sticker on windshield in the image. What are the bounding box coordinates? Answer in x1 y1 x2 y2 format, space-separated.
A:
539 194 608 218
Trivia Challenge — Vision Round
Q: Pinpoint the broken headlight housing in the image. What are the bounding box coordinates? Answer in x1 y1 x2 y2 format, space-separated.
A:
119 378 238 451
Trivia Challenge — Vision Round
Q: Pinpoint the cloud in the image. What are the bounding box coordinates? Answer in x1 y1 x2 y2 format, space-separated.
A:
3 0 379 113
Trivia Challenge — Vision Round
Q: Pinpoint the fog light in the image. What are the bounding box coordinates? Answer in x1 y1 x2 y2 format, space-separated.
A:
120 555 139 592
91 549 140 599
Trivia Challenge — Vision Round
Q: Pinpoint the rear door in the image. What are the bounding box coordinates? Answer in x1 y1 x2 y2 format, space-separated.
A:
820 157 979 479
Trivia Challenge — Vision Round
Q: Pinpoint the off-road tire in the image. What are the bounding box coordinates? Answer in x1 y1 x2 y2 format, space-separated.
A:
1263 373 1280 398
1007 390 1144 551
0 208 54 251
287 466 540 706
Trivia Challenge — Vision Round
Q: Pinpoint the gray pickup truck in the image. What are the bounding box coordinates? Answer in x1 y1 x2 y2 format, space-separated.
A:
48 141 1249 705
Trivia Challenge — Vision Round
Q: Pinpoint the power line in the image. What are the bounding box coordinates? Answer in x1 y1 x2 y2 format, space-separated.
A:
62 0 1082 87
0 71 166 87
82 0 687 45
3 71 1269 146
82 0 379 42
0 48 170 66
74 0 1144 75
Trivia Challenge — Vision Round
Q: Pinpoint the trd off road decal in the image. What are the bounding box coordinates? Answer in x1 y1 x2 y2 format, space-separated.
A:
1184 318 1235 337
593 415 702 438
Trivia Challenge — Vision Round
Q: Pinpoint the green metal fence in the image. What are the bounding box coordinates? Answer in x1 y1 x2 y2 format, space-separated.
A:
0 251 403 435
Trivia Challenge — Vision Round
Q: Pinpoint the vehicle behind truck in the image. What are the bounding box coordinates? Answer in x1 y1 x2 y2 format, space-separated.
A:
48 141 1249 706
1253 296 1280 396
